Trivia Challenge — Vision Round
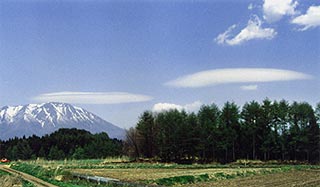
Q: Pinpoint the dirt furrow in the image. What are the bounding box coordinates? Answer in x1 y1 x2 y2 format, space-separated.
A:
0 165 58 187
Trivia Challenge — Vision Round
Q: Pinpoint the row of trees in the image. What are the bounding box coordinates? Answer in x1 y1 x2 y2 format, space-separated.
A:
0 128 122 160
125 99 320 163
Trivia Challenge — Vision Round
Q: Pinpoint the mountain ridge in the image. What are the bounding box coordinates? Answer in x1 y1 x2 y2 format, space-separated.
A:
0 102 125 140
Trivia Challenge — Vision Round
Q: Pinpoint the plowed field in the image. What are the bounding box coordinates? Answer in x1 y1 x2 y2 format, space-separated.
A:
187 169 320 187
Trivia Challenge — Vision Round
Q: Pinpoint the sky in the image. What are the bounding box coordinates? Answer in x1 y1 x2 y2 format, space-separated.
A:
0 0 319 129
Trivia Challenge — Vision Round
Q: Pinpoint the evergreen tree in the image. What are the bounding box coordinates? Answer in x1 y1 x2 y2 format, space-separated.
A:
219 101 240 162
273 100 290 160
289 102 315 160
48 146 65 160
72 147 86 159
241 101 261 160
197 103 220 162
259 99 274 160
185 112 201 161
136 111 156 158
124 127 141 158
155 109 187 162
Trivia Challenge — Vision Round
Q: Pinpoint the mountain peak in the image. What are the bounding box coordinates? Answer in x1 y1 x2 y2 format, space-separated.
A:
0 102 125 140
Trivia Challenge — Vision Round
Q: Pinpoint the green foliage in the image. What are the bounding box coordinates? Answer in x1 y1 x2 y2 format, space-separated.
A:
12 160 320 187
1 128 123 160
126 99 320 163
72 147 86 159
0 172 35 187
154 174 209 186
10 162 119 187
197 104 220 162
218 102 240 162
136 111 156 158
22 180 36 187
214 172 236 179
155 109 190 162
0 169 9 176
48 146 65 160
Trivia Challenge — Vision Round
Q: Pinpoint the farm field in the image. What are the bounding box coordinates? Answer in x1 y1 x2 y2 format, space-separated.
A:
69 166 320 186
0 166 35 187
192 169 320 187
70 167 276 182
9 159 320 186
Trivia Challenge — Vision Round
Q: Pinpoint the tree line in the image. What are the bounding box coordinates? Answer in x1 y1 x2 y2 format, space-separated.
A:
0 128 122 160
125 99 320 163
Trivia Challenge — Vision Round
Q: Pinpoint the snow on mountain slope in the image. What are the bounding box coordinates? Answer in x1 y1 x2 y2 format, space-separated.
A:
0 102 125 140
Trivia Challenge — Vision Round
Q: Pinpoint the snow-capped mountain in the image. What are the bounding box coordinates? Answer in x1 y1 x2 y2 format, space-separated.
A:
0 102 125 140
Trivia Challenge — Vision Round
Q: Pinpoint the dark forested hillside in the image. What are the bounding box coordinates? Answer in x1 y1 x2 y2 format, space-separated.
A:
125 99 320 163
0 128 123 160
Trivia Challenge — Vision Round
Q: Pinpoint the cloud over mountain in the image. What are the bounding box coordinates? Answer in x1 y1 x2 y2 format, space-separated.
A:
33 92 153 104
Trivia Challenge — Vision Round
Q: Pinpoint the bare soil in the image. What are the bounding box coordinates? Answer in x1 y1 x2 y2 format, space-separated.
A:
186 169 320 187
71 168 320 186
71 168 266 182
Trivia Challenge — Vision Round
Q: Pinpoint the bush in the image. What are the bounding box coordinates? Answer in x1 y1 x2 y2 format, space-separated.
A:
155 174 209 186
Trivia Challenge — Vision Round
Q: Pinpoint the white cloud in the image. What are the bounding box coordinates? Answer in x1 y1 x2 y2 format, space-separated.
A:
248 3 254 10
33 91 153 104
215 24 237 45
165 68 312 88
263 0 298 22
291 6 320 31
184 101 203 112
152 103 183 112
240 85 258 91
152 101 202 113
215 16 277 46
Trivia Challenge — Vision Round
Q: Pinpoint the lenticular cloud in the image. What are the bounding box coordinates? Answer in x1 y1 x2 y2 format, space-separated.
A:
165 68 312 88
33 92 153 104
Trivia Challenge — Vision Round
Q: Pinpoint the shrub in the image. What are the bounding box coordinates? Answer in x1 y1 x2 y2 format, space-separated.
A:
155 174 209 186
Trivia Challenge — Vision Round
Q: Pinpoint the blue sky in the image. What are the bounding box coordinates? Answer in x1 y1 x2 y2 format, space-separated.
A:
0 0 319 128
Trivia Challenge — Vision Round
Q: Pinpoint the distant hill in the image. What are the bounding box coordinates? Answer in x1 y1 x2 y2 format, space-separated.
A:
0 102 125 140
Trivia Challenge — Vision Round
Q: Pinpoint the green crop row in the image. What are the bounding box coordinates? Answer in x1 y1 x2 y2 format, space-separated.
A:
0 169 9 176
22 158 320 171
147 166 303 186
11 162 148 187
22 180 36 187
10 162 122 187
152 174 209 186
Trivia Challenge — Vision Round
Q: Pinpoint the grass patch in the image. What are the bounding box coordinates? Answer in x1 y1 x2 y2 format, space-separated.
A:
10 160 320 187
22 180 36 187
0 169 9 176
21 158 320 170
102 156 132 164
0 167 35 187
0 174 35 187
214 172 236 179
10 162 121 187
11 162 69 186
150 166 304 186
153 174 210 186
